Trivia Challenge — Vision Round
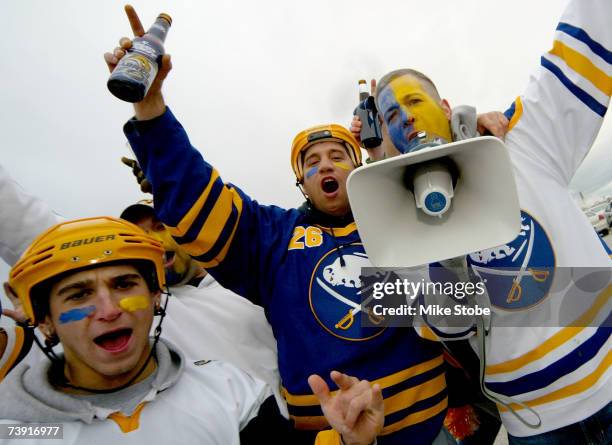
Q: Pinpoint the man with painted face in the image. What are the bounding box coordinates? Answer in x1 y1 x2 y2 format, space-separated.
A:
367 1 612 443
0 217 384 445
0 199 282 416
103 6 454 445
0 191 281 412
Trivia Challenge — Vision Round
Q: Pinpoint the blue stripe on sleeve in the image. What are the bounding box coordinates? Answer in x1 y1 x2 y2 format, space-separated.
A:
541 56 607 117
504 101 516 121
557 22 612 64
485 328 610 396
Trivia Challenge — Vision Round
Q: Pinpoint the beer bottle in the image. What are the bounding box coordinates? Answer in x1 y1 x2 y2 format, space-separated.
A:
354 80 383 149
107 13 172 103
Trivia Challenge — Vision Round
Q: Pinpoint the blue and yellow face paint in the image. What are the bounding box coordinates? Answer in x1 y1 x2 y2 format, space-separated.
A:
378 76 452 154
305 161 351 179
59 305 96 324
118 295 150 312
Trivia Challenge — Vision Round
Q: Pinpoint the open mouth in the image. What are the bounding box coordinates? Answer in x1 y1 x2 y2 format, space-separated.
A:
94 328 133 353
321 177 339 194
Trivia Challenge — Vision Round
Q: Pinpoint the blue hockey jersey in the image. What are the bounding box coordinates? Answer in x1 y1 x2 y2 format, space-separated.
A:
125 110 447 444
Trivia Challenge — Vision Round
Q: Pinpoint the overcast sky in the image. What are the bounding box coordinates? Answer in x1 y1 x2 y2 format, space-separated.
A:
1 0 611 286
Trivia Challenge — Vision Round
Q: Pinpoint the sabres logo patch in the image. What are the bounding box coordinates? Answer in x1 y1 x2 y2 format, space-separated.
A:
468 210 555 310
309 243 388 341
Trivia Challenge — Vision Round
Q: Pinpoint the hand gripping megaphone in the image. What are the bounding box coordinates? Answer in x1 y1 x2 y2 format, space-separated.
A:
347 136 521 268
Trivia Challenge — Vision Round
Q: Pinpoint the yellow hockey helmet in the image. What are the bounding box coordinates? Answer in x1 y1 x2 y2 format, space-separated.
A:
291 124 362 183
9 216 165 325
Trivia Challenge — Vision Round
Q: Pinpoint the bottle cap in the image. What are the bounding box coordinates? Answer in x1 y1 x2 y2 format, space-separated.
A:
157 13 172 25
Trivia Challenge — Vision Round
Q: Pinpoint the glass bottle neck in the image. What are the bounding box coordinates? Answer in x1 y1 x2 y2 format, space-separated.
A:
146 17 171 43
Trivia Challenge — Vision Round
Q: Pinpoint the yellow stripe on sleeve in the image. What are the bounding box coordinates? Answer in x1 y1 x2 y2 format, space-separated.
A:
283 355 444 407
549 40 612 97
486 286 611 375
381 397 448 436
384 373 446 416
499 349 611 412
374 355 444 389
194 189 244 268
508 97 523 132
168 169 221 237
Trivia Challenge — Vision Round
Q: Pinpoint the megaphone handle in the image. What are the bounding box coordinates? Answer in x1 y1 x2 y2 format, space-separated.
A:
335 311 354 330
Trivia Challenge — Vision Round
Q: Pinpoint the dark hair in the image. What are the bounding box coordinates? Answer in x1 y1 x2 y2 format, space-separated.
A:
120 204 157 225
30 259 160 322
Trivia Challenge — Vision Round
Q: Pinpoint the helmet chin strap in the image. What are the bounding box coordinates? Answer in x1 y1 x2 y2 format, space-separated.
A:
39 288 171 395
32 326 61 363
295 179 310 203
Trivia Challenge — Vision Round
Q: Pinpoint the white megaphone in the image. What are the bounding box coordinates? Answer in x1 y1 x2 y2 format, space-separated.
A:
347 136 521 268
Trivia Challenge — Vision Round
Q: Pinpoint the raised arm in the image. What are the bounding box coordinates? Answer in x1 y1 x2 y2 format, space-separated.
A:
104 6 294 305
0 164 61 266
504 0 612 185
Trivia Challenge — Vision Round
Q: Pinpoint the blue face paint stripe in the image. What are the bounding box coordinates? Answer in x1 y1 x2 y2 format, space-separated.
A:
59 305 96 324
306 166 318 179
378 86 416 154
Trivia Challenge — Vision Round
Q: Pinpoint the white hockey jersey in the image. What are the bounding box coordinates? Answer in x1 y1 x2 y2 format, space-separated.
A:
420 0 612 437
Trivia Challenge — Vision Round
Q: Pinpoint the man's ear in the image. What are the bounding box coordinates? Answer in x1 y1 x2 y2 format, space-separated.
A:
152 291 161 308
37 315 57 342
440 99 452 120
153 291 166 317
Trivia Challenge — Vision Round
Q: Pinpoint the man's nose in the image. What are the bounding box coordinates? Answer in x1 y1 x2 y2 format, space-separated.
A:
95 289 122 321
404 114 415 126
318 156 335 172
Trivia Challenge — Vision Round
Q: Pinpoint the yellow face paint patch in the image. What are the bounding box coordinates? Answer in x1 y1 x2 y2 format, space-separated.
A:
333 162 351 171
119 296 150 312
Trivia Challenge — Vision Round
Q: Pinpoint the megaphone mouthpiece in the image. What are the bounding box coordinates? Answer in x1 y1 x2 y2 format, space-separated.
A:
403 158 458 218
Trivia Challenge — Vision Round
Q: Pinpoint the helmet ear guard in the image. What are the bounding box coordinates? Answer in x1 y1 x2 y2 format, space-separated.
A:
9 216 166 326
290 124 363 183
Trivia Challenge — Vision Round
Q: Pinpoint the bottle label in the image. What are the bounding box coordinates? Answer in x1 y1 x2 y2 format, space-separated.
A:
131 40 159 60
113 53 158 86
